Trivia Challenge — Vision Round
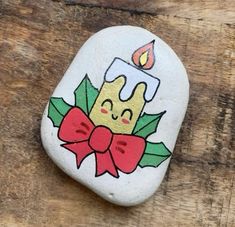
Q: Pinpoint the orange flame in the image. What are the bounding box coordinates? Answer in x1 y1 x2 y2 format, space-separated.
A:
132 40 155 70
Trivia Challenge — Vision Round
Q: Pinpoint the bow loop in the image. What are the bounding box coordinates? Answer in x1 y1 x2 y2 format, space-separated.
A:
111 135 146 173
58 107 94 143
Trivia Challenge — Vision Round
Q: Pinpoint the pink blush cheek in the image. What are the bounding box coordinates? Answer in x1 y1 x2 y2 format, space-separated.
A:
122 118 130 124
100 108 108 114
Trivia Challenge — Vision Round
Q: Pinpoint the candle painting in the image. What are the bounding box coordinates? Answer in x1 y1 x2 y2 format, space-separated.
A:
47 41 171 178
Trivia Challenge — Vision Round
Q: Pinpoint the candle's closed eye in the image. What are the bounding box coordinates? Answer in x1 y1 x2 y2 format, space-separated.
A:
121 108 133 120
101 99 113 111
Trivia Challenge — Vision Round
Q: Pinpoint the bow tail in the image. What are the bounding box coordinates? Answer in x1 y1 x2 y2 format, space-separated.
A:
62 141 93 168
95 150 119 178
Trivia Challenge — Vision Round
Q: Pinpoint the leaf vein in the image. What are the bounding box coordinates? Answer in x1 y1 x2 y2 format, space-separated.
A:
143 153 171 157
50 99 64 117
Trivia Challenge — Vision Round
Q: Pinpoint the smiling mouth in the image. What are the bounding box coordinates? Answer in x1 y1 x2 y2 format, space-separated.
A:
111 114 118 120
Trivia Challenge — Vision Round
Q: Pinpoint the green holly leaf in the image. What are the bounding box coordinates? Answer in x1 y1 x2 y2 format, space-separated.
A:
139 142 171 168
74 74 99 114
48 97 71 127
133 111 166 138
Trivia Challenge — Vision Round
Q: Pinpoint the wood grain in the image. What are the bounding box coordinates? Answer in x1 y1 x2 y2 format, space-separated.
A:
65 0 235 24
0 0 234 226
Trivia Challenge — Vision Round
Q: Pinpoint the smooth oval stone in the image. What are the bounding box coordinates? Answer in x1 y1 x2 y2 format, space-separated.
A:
41 26 189 206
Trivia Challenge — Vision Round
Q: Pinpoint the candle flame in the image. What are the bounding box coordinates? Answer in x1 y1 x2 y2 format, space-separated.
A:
132 40 155 70
139 50 149 67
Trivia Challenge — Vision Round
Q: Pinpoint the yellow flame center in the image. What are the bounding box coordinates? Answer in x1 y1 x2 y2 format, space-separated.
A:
139 50 149 66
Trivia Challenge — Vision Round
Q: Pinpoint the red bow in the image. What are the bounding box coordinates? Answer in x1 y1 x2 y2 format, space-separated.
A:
58 107 146 178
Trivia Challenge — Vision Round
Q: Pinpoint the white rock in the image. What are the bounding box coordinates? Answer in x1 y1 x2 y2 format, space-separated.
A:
41 25 189 206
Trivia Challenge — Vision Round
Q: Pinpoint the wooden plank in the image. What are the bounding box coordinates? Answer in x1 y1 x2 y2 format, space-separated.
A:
0 0 234 226
65 0 235 24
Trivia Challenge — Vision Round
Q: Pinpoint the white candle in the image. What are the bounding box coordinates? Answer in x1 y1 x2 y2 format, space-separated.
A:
105 57 160 102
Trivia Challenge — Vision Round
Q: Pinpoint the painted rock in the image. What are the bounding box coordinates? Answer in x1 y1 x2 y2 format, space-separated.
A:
41 26 189 206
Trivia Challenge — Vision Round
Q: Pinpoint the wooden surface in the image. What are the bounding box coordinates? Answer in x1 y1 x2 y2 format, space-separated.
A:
66 0 235 24
0 0 234 226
